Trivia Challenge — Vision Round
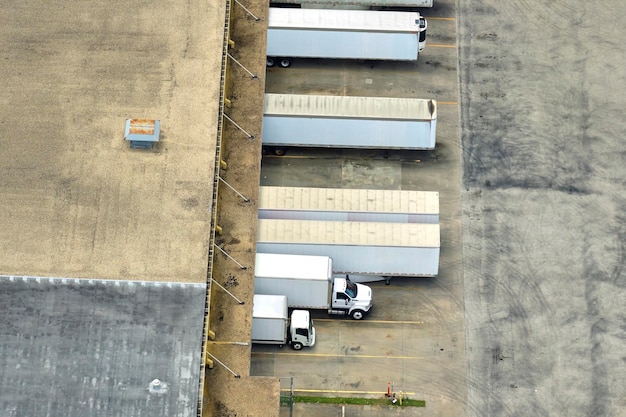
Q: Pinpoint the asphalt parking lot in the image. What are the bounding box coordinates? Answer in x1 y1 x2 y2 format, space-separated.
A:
459 1 625 416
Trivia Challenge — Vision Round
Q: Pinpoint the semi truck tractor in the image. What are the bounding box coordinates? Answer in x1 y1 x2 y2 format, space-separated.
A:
270 0 434 8
254 253 373 319
252 294 315 350
259 186 439 224
266 8 427 67
257 219 440 283
262 94 437 153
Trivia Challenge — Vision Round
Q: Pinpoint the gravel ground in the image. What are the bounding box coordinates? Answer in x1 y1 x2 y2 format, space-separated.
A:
201 2 279 417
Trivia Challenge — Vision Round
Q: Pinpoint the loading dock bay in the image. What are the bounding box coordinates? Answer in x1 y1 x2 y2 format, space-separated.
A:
252 3 465 415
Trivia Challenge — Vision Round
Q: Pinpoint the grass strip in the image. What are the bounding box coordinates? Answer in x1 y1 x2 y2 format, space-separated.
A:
281 395 425 407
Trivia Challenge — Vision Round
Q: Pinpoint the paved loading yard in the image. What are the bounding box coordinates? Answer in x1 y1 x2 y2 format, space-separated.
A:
459 1 626 416
256 1 465 416
258 0 626 416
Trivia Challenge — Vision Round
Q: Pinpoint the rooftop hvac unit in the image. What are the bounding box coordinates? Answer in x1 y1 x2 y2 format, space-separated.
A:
124 118 160 149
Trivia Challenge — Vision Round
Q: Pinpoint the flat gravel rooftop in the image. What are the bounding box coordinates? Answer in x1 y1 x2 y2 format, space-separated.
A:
0 276 207 417
0 0 224 283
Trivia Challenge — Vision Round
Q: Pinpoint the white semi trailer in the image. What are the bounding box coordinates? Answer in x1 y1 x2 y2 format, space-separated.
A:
266 8 427 67
263 94 437 153
259 186 439 224
257 219 440 283
254 253 373 319
252 294 315 350
270 0 434 8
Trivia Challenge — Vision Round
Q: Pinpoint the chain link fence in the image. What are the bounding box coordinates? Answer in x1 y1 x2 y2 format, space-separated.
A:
279 377 294 417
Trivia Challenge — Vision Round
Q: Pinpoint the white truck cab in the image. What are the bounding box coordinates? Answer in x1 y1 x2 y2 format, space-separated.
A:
330 276 372 320
252 294 316 349
289 309 316 350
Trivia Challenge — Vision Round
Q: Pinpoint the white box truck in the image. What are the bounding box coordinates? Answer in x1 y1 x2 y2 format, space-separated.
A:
267 8 427 67
259 186 439 224
263 94 437 153
254 253 373 319
257 219 440 283
252 294 316 350
270 0 433 8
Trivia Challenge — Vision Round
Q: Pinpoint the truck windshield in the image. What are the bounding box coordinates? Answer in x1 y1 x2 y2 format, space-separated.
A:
345 278 357 298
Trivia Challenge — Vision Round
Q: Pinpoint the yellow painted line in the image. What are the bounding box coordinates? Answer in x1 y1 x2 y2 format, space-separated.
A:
437 101 458 105
428 44 457 49
280 388 416 395
252 352 425 360
262 154 314 159
427 17 456 21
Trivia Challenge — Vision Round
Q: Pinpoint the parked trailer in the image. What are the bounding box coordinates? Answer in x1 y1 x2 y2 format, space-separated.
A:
257 219 440 283
259 186 439 224
252 294 315 350
263 94 437 152
267 8 427 67
270 0 433 8
254 253 373 319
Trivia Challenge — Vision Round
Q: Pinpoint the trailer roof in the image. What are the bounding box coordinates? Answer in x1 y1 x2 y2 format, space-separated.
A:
258 220 440 248
253 294 288 319
260 187 439 214
255 253 332 280
268 8 424 33
264 94 436 121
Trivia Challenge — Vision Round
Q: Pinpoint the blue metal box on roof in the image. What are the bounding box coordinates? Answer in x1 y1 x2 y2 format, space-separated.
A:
124 118 161 149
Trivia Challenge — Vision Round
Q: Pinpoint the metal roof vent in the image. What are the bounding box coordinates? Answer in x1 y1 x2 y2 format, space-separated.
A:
148 378 168 395
124 118 160 149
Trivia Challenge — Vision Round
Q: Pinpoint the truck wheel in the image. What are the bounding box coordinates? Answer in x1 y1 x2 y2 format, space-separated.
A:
279 58 291 68
291 342 303 350
351 310 365 320
266 57 275 67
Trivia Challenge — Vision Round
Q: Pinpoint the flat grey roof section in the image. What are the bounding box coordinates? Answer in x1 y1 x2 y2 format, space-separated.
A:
0 0 223 282
0 276 207 417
